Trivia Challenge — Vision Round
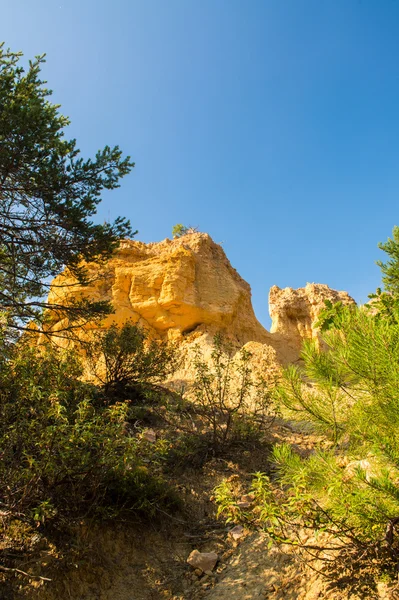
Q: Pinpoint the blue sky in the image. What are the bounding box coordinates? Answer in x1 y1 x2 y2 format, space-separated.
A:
3 1 399 327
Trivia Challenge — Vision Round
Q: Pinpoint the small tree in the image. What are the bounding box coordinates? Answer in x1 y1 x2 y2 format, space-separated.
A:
86 322 178 399
214 228 399 582
192 334 275 453
0 44 135 335
172 224 188 238
172 224 198 238
216 300 399 578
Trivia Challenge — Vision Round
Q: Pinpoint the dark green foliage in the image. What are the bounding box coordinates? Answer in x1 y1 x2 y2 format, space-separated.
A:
0 341 178 585
86 321 178 400
0 44 135 332
0 343 172 526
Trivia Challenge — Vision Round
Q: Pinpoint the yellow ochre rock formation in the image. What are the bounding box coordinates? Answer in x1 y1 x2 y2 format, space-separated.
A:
44 233 355 366
269 283 355 351
47 233 271 345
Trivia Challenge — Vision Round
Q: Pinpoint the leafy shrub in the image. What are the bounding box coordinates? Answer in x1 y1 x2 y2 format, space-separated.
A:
172 223 188 238
86 321 178 400
0 342 177 582
192 334 275 453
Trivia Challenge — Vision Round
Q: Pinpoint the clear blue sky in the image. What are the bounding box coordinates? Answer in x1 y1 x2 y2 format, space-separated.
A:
3 1 399 327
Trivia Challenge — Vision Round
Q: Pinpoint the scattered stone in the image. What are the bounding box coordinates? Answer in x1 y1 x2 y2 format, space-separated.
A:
229 525 245 540
143 428 156 443
187 550 218 573
237 501 251 509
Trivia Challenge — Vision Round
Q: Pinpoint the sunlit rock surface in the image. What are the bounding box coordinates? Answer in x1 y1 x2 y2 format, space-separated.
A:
46 233 271 344
269 282 355 351
41 234 355 376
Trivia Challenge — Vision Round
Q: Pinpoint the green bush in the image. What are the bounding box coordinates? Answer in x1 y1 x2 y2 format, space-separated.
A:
86 321 178 400
192 334 275 453
172 223 189 238
214 228 399 581
215 305 399 579
171 224 198 238
0 342 177 581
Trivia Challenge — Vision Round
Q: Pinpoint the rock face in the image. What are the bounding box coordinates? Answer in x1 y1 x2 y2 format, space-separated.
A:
269 283 355 351
42 234 355 369
47 233 271 346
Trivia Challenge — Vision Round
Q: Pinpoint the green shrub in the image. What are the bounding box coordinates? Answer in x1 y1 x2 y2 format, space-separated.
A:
0 342 177 582
192 334 275 453
86 321 178 400
272 308 399 550
214 305 399 580
172 223 189 238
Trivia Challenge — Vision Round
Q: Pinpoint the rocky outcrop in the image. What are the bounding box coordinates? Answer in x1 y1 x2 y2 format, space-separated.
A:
41 235 356 371
269 283 355 351
46 233 271 346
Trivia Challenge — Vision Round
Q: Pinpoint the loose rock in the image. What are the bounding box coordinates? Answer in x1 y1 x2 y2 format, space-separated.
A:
229 525 245 541
187 550 218 573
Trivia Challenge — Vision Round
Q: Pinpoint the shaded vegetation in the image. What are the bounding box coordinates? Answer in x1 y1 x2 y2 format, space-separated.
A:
0 342 179 582
86 321 179 401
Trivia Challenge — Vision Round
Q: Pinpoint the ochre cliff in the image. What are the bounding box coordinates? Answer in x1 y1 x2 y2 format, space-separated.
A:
41 233 355 369
269 283 355 351
46 233 272 345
